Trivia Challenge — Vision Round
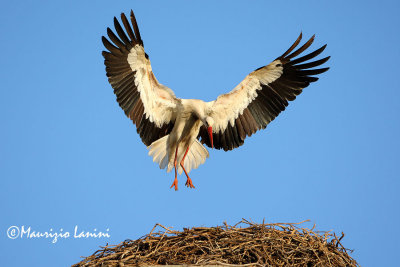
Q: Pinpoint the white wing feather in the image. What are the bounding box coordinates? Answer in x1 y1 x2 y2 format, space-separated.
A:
209 60 283 133
127 45 177 127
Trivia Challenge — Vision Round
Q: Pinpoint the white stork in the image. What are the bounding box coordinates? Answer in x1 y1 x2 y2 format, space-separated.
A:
102 10 330 190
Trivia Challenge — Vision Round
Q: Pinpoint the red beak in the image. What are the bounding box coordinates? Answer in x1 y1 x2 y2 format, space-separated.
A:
207 126 213 148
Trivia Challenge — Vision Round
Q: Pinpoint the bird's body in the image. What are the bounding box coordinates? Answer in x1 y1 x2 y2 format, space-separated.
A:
166 99 208 170
102 10 330 190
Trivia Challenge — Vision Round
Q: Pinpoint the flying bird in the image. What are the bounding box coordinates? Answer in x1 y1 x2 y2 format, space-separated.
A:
102 10 330 190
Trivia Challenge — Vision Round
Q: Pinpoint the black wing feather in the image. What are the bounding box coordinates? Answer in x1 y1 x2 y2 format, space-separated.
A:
102 10 173 146
199 33 329 151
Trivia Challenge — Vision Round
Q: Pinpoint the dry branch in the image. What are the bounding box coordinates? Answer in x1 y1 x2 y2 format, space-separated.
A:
73 219 358 267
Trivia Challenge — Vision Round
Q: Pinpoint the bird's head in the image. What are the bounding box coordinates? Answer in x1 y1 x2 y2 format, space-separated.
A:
202 116 214 148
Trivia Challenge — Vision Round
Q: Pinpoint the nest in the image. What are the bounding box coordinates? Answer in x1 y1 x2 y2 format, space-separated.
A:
73 219 358 266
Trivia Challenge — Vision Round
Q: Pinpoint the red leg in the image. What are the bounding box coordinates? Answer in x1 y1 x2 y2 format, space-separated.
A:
180 146 195 189
181 146 190 164
170 146 179 191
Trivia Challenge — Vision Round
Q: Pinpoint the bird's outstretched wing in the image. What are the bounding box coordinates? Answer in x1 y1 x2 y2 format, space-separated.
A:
102 10 178 146
199 33 330 151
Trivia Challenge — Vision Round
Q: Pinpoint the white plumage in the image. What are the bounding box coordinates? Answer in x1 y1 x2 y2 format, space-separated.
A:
102 10 330 190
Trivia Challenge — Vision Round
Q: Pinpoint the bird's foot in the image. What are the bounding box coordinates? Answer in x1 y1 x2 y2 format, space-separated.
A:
170 177 178 191
185 176 195 189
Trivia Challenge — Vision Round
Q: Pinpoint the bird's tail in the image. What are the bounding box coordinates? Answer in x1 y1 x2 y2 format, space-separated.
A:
148 135 209 174
148 135 170 171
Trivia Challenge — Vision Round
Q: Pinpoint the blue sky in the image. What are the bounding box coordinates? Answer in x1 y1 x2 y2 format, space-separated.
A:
1 1 399 266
